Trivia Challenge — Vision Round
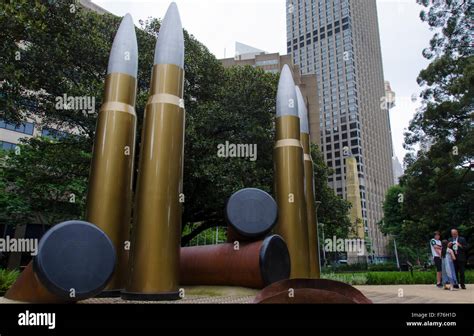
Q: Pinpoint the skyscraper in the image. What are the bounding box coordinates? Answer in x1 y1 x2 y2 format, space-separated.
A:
286 0 394 260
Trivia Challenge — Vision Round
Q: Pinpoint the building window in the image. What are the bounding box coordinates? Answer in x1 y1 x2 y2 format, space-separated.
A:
41 127 69 139
255 59 279 66
0 141 17 151
0 119 34 135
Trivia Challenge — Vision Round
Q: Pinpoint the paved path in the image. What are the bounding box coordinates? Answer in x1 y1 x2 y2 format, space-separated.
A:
355 285 474 304
0 286 258 304
1 285 472 304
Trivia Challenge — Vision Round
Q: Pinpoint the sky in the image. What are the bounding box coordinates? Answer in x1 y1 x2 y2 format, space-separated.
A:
93 0 434 164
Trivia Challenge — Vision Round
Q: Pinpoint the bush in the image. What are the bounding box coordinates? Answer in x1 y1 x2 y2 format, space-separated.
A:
321 273 368 285
322 262 399 273
321 270 474 285
367 263 399 272
0 269 20 293
322 263 368 273
365 271 474 285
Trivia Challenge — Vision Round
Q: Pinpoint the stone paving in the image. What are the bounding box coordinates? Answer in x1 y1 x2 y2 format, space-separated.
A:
1 285 472 304
354 285 474 304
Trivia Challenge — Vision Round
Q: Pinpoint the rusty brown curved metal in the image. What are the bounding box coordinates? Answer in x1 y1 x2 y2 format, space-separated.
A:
180 235 290 289
5 221 115 303
254 278 372 304
4 263 68 304
255 288 356 304
226 225 251 243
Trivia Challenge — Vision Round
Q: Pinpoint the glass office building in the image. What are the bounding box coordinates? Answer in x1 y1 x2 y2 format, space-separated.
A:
287 0 394 260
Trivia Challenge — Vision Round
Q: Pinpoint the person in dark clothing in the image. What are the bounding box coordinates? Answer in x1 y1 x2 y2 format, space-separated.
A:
449 229 468 289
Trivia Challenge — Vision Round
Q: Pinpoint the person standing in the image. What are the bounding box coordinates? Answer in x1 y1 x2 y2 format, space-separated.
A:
430 231 443 288
449 229 468 289
441 240 458 290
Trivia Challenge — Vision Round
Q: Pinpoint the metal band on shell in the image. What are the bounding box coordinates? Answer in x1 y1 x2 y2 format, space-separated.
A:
100 102 135 115
147 93 184 108
274 139 303 149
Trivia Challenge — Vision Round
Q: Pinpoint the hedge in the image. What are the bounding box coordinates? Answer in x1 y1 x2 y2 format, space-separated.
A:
322 270 474 285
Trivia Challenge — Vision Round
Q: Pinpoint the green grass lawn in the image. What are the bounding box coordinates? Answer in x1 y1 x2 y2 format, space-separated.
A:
322 270 474 285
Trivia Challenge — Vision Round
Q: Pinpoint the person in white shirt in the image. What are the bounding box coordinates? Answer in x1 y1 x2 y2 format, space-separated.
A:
430 231 443 288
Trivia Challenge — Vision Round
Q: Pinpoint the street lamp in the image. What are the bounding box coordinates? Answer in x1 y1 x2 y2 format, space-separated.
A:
319 222 326 267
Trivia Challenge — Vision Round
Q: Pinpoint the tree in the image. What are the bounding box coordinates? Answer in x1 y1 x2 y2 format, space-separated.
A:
181 65 278 244
311 144 352 240
0 0 352 248
406 0 473 159
380 0 473 263
380 185 428 262
0 0 224 229
0 137 89 227
380 185 405 237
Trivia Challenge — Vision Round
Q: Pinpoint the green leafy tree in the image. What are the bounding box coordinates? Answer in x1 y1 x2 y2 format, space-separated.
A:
0 1 224 230
180 65 279 244
0 137 89 226
380 185 405 237
380 0 473 263
0 1 352 249
311 144 352 240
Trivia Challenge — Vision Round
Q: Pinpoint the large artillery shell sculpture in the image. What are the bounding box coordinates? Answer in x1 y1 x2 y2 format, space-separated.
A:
123 2 185 301
86 13 138 294
295 86 321 279
273 65 310 279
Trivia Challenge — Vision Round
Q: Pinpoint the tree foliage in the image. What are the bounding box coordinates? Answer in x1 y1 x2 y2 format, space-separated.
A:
0 137 89 226
311 144 352 240
0 0 351 246
381 0 473 263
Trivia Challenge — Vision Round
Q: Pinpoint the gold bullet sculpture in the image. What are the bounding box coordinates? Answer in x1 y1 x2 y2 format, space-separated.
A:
346 156 365 239
85 13 138 295
122 2 185 301
273 65 310 279
296 86 321 279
